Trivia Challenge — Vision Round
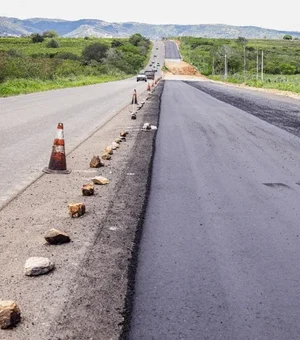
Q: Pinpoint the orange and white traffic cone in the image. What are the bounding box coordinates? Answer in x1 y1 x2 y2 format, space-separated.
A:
147 82 151 92
43 123 71 174
131 89 138 104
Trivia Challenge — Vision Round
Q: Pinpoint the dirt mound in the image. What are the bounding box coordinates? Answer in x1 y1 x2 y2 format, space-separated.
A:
165 61 200 76
164 60 207 80
165 60 203 76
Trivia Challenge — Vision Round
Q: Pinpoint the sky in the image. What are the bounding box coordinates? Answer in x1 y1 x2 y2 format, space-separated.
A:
2 0 300 32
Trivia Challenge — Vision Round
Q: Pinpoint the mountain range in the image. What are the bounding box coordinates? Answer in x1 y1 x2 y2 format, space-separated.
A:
1 16 300 39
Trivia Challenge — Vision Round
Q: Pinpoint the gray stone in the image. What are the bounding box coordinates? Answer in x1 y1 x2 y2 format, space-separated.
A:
142 123 151 131
112 142 120 150
24 257 55 276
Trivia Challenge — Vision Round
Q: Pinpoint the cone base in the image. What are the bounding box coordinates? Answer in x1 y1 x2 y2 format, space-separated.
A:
42 167 71 174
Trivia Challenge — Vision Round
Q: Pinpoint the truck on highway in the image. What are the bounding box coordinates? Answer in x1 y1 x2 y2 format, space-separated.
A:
144 70 155 80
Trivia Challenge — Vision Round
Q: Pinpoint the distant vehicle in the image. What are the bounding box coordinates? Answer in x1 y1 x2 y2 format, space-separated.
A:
154 55 157 57
136 72 147 82
144 70 155 80
156 47 158 50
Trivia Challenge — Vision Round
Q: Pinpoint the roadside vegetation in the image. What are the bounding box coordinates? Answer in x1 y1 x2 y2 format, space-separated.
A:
177 36 300 93
0 33 151 97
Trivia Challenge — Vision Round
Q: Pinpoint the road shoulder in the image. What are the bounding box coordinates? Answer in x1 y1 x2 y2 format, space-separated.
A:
0 82 164 340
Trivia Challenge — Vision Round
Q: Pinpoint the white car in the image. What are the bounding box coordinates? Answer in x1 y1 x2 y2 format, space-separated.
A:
136 72 147 82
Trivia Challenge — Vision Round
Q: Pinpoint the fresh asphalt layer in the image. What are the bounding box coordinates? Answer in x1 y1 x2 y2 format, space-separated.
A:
128 80 300 340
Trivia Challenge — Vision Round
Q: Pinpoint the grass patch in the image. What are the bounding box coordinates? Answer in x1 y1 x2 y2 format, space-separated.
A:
208 73 300 94
0 74 130 97
174 36 300 94
0 34 151 96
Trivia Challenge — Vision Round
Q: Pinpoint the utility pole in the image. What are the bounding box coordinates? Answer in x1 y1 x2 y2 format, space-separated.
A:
225 53 228 79
243 43 246 81
261 50 264 81
256 48 259 80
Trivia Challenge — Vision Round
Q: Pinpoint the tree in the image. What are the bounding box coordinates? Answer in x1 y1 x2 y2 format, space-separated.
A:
47 39 60 48
279 63 296 74
111 39 124 48
283 34 293 40
103 49 125 70
128 33 150 49
236 36 247 45
43 30 58 38
82 42 109 63
31 34 45 43
129 33 144 46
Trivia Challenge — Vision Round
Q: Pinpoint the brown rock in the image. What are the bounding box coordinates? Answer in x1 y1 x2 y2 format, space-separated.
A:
44 228 71 245
89 155 104 168
101 153 111 160
120 131 129 137
0 301 21 329
105 146 113 155
68 203 86 218
82 183 95 196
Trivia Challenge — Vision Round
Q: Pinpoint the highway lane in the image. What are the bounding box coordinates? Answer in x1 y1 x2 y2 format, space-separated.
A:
129 80 300 339
0 41 164 210
146 40 165 78
185 80 300 139
165 40 181 59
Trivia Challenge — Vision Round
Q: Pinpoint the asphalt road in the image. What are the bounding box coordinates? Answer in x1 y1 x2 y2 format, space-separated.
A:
165 40 181 59
0 41 164 210
129 80 300 339
148 40 165 77
185 80 300 138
